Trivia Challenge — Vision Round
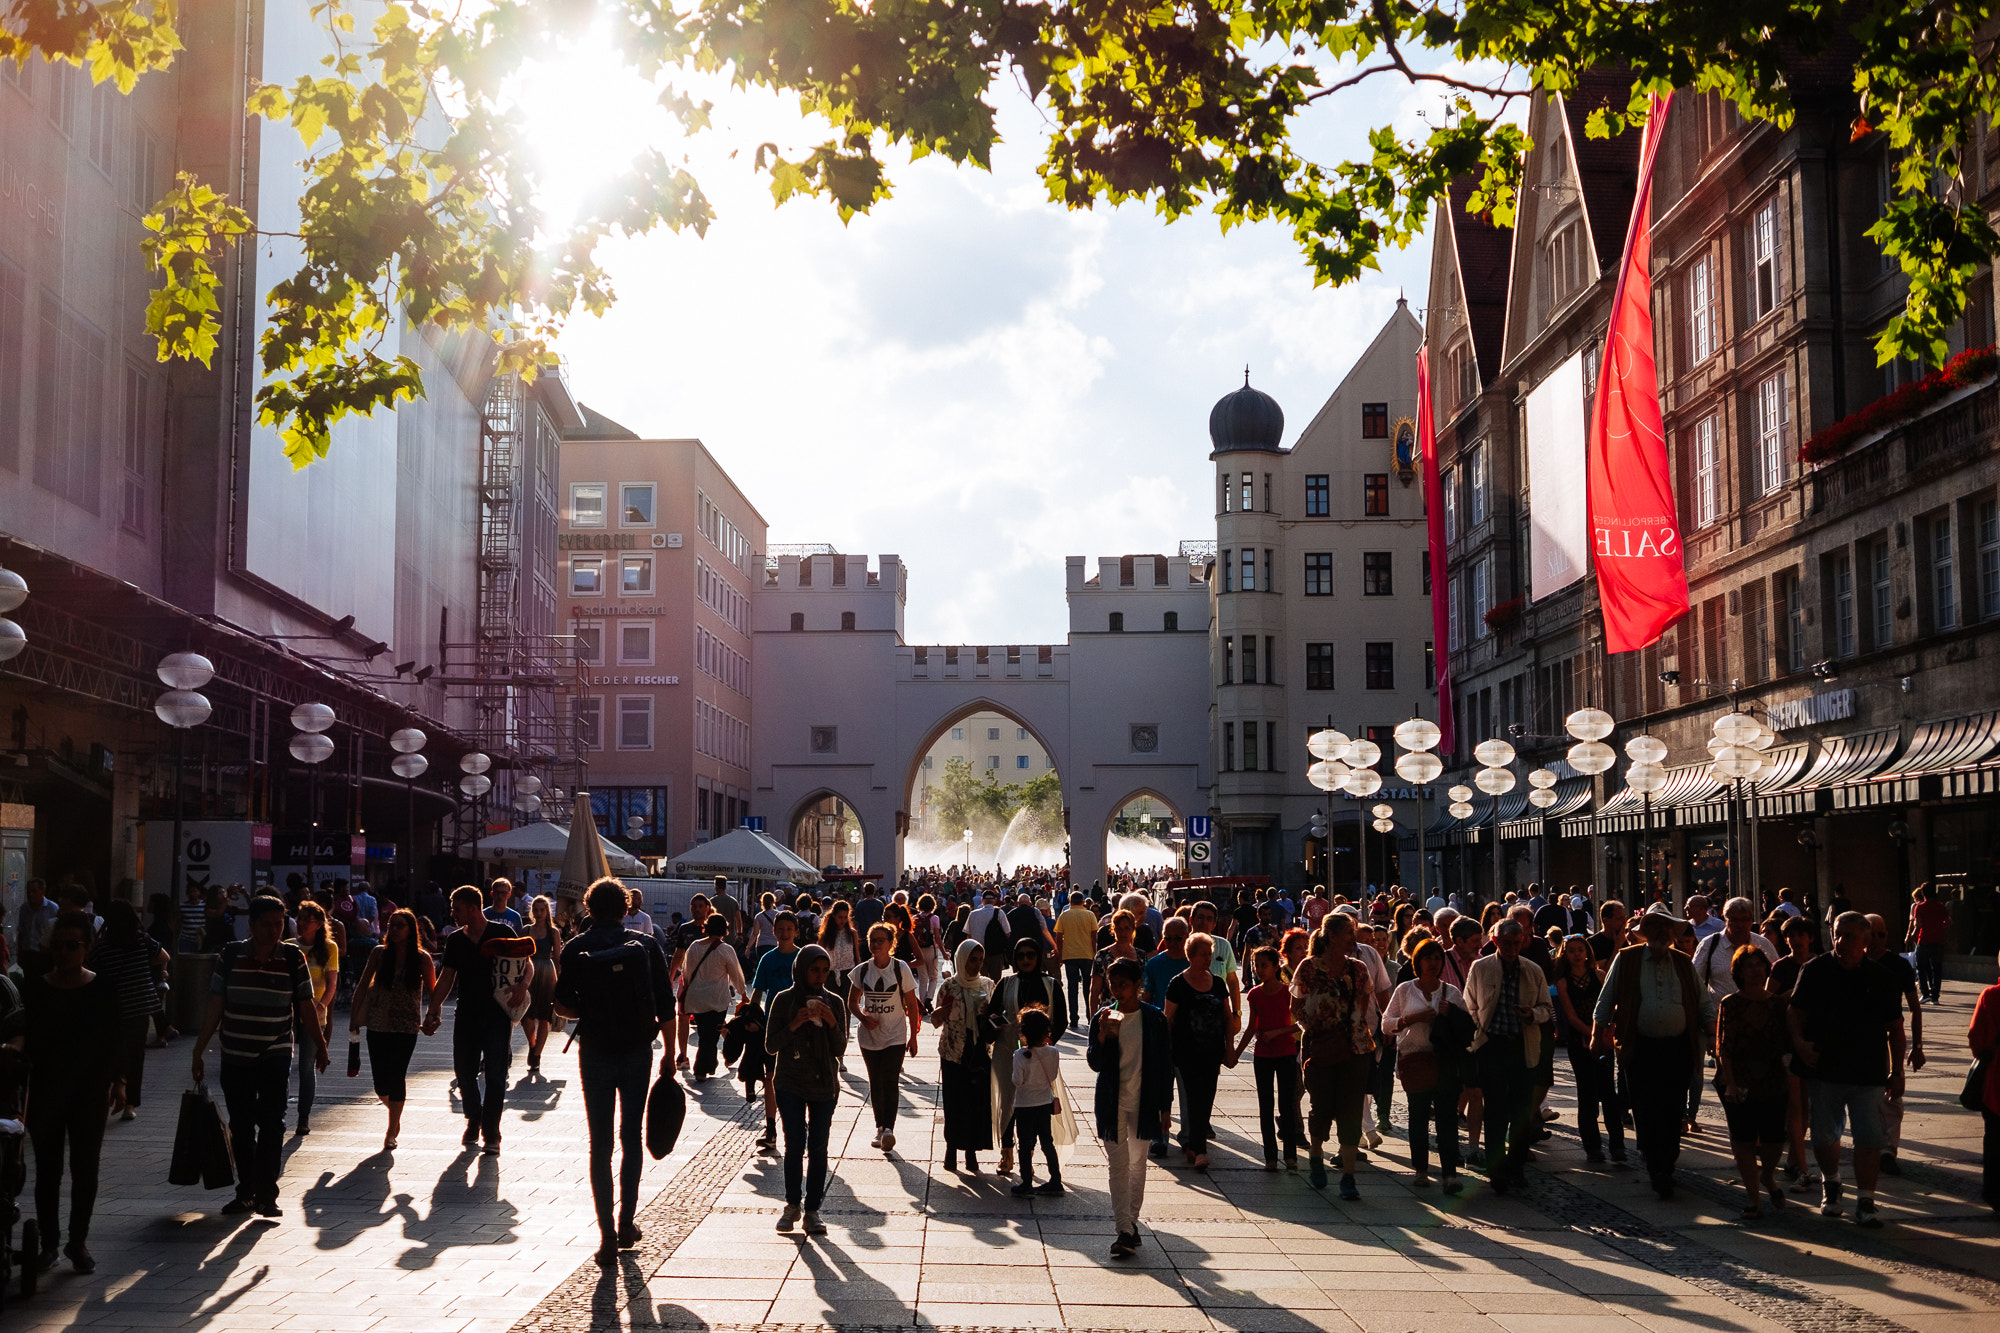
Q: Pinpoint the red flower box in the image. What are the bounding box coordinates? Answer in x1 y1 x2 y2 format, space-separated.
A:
1799 344 1996 466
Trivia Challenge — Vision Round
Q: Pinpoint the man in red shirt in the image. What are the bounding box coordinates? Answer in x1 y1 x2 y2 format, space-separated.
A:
1906 882 1952 1007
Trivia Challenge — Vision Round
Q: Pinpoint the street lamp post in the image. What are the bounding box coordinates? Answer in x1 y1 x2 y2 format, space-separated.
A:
963 827 973 870
289 703 336 895
156 653 216 909
1306 726 1355 894
1393 718 1443 904
0 565 29 666
461 752 494 868
1564 708 1618 897
1472 738 1517 902
1622 734 1667 901
390 728 428 895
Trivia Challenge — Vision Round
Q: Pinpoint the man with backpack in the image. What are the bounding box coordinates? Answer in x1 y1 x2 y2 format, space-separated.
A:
554 877 677 1268
423 886 528 1155
967 890 1013 982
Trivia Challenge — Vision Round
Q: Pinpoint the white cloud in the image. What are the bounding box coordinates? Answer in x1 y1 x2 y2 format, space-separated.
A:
540 40 1439 643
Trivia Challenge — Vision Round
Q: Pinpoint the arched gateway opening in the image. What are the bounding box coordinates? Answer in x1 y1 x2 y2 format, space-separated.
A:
903 707 1065 875
1106 793 1181 877
790 793 865 872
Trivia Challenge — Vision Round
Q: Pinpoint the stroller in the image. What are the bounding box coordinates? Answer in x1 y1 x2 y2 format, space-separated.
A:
0 975 31 1306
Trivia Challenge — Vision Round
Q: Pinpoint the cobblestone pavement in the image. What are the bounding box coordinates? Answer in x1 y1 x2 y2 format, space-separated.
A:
5 981 1995 1333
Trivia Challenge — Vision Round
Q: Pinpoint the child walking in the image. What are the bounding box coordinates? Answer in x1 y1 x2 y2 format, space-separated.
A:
1236 946 1303 1170
1009 1008 1064 1197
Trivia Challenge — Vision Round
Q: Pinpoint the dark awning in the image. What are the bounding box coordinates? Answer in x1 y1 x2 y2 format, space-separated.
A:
1794 727 1905 810
1867 712 2000 805
1501 778 1592 840
1749 744 1814 817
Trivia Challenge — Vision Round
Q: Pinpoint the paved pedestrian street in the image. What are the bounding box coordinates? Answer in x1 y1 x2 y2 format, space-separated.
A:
9 982 1996 1333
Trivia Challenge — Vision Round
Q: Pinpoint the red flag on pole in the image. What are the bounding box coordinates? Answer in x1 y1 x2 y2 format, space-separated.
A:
1416 345 1455 755
1587 93 1688 653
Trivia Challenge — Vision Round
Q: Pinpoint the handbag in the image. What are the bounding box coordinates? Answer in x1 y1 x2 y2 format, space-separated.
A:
1962 1050 1992 1113
169 1082 235 1190
1397 1049 1439 1095
646 1066 688 1159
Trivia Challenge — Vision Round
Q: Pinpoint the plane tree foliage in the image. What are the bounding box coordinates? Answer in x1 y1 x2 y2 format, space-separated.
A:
7 0 1996 465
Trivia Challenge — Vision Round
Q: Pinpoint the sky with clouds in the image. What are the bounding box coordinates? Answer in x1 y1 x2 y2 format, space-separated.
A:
530 43 1466 645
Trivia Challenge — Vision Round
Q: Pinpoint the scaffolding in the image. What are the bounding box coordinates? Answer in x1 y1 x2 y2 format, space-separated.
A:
442 374 585 854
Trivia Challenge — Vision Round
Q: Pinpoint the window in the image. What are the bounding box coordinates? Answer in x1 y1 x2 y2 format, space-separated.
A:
0 258 23 473
571 483 606 527
1870 538 1894 649
1687 254 1717 365
1754 371 1789 496
620 483 656 526
1468 443 1488 526
1220 471 1232 513
1365 642 1394 690
1016 755 1030 769
33 292 104 513
573 624 603 665
1263 473 1272 512
1264 549 1273 593
1472 559 1490 639
987 755 1000 772
923 755 934 769
1109 611 1125 632
120 362 149 535
1443 466 1458 542
841 611 856 631
1743 582 1770 685
1265 636 1275 686
1548 219 1585 304
1931 511 1958 631
1242 720 1260 771
1448 575 1463 649
1305 474 1329 516
1451 342 1478 407
1164 611 1179 632
1747 195 1783 322
1243 635 1258 684
1422 551 1432 595
1223 637 1235 683
789 612 804 631
617 696 653 749
951 727 965 739
571 556 604 595
1832 552 1856 657
1303 553 1332 596
1221 550 1233 592
1223 722 1235 772
1424 642 1436 689
987 728 1001 741
1240 472 1254 511
1692 414 1720 527
1781 570 1807 672
621 555 653 595
1240 549 1256 592
1306 643 1335 689
619 622 653 664
1017 728 1028 739
1980 498 2000 620
574 696 603 750
1362 402 1389 438
1364 473 1389 516
1363 552 1393 596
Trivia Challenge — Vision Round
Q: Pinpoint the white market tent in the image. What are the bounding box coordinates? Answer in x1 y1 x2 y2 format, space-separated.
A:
666 828 822 884
468 821 644 875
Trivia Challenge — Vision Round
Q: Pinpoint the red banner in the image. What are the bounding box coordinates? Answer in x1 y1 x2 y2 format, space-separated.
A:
1416 345 1455 755
1587 93 1688 653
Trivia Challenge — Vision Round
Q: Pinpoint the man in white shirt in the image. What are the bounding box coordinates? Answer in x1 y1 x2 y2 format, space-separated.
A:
1686 895 1725 941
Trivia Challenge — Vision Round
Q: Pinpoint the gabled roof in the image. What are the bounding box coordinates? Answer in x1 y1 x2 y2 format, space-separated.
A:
569 403 641 440
1560 68 1643 270
1444 176 1512 386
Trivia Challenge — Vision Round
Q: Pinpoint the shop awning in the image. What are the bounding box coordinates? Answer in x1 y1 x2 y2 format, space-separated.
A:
1749 744 1815 817
1501 778 1593 839
1792 726 1905 809
1867 711 2000 803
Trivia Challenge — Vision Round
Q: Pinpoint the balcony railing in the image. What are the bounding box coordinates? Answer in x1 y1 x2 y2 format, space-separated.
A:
1808 382 2000 519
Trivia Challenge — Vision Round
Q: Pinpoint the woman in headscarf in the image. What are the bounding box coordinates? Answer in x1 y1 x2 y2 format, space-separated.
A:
764 943 846 1236
991 936 1066 1176
931 939 996 1172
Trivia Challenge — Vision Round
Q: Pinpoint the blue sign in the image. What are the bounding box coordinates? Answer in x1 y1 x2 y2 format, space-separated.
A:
1187 815 1212 839
739 816 767 832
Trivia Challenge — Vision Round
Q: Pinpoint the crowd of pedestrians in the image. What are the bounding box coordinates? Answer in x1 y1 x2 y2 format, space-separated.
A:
1 865 1996 1282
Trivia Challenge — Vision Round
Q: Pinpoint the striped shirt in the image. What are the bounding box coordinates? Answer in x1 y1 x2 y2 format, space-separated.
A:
211 940 311 1064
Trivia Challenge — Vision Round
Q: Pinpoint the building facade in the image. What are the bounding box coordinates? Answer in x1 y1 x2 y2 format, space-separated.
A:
557 412 767 860
1207 304 1441 891
1425 69 2000 959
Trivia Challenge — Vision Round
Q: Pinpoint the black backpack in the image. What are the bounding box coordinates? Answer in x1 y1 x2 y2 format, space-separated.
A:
570 934 659 1049
915 914 935 950
981 910 1012 966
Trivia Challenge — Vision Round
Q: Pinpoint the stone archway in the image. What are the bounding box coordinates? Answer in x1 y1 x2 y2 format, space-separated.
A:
788 790 868 873
1102 789 1185 881
902 700 1067 875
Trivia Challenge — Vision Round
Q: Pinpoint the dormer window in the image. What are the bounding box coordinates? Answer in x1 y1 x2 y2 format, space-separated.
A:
1547 220 1585 304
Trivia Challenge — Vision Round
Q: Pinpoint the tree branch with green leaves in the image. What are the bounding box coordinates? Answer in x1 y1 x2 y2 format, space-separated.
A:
11 0 2000 465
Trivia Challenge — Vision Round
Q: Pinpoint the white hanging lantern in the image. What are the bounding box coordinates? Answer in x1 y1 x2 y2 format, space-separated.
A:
157 651 216 691
1711 712 1760 747
1347 768 1384 796
1449 801 1476 819
155 689 212 729
1567 740 1616 775
1348 739 1383 768
1624 734 1668 765
1372 818 1396 833
1308 760 1351 792
1527 767 1558 789
1370 802 1396 820
1395 751 1443 784
0 567 27 613
1393 717 1441 752
1713 745 1761 780
391 752 429 780
460 773 493 797
1565 708 1615 741
515 774 543 797
1527 787 1559 808
0 618 23 664
289 732 334 764
390 727 427 754
1625 761 1667 795
1473 738 1516 768
1448 784 1474 804
460 751 492 775
1307 729 1353 761
1474 766 1516 796
290 701 335 733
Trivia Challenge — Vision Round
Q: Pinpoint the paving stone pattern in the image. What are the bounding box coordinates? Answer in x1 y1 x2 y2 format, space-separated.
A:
7 981 1997 1333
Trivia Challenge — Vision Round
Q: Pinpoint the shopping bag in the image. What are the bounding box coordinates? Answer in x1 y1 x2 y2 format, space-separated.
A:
1050 1072 1079 1157
646 1067 687 1159
170 1083 235 1190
